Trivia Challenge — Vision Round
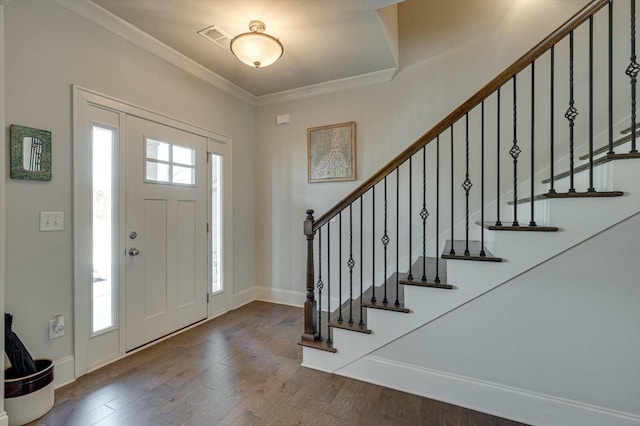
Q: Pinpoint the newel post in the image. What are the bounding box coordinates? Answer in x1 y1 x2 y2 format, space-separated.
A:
301 209 318 341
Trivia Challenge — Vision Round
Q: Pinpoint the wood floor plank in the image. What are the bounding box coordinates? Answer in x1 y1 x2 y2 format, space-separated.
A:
27 301 525 426
441 401 469 426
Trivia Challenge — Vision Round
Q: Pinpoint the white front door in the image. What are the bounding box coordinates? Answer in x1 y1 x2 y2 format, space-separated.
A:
125 116 208 351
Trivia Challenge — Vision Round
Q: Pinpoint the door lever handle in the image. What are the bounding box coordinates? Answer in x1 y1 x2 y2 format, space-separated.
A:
128 247 140 256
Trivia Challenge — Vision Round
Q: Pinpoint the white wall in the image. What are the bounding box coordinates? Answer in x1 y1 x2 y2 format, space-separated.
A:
254 0 589 296
4 1 255 366
0 2 6 422
371 212 640 422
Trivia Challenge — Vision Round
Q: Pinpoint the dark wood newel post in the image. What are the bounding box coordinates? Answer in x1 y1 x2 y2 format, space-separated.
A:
302 209 318 341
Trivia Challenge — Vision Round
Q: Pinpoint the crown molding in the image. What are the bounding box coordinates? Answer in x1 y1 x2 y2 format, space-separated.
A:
51 0 256 105
51 0 397 107
254 67 397 106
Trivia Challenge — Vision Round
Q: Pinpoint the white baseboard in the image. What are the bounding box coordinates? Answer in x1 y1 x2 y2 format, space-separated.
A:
232 286 256 309
340 356 640 426
54 355 75 389
235 284 329 309
256 286 304 307
0 411 7 426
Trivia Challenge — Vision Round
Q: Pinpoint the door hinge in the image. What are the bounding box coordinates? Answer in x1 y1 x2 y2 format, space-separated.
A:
206 293 210 303
206 222 209 233
206 151 211 162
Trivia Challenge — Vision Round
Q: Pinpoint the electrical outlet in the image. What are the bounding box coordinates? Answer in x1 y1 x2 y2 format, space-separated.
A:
49 316 64 339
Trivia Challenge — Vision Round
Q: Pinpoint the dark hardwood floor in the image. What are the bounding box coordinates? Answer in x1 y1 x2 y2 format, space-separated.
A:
29 302 526 425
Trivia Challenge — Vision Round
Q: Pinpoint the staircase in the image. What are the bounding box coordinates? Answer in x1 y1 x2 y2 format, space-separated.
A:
299 1 640 425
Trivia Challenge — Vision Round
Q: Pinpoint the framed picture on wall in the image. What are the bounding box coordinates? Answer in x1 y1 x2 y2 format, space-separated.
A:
9 124 52 181
307 121 356 183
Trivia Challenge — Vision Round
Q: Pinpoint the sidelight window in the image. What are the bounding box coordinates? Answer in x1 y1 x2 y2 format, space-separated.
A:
211 153 222 293
92 125 115 333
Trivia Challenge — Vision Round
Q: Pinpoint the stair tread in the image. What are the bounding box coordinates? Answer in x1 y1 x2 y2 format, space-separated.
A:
298 339 337 353
607 152 640 160
399 279 454 289
509 190 623 205
478 221 559 232
362 299 410 312
329 320 371 334
441 240 502 262
544 190 623 198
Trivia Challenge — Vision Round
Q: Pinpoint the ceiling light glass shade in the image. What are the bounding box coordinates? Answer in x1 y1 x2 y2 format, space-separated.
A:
230 20 283 68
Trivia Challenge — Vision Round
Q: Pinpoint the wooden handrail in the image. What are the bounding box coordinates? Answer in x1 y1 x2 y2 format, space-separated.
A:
312 0 608 231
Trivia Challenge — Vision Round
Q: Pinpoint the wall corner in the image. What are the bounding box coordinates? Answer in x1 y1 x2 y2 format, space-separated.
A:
0 1 8 416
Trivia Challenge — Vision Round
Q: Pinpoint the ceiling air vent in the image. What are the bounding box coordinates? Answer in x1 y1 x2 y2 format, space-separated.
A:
197 25 232 49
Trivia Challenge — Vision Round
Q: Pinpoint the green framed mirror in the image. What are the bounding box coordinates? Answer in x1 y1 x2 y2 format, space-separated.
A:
10 124 52 181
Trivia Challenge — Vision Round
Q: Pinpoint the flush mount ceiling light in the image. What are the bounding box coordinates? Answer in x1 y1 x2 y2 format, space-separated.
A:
230 20 283 68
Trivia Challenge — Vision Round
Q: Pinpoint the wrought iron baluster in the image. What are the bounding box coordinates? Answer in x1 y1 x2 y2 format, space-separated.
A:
462 113 472 256
511 75 521 226
371 186 376 303
359 196 364 326
382 176 389 305
550 46 556 194
588 16 596 192
408 157 414 281
450 125 456 254
609 0 614 155
496 87 503 226
530 60 537 226
566 30 578 193
338 211 343 322
348 204 354 324
435 136 441 283
480 101 486 256
326 222 332 344
421 145 429 282
628 0 639 153
395 167 400 307
316 227 323 341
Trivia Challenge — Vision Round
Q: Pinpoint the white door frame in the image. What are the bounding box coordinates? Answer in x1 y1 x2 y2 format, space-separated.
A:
72 85 234 377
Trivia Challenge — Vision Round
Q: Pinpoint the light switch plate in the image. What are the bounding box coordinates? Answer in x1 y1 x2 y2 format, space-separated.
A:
40 212 64 231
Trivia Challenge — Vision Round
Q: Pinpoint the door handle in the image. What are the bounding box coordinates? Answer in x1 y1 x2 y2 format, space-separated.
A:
128 247 140 256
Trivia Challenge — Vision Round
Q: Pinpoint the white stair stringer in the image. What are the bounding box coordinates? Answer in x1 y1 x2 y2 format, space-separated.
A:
302 159 640 375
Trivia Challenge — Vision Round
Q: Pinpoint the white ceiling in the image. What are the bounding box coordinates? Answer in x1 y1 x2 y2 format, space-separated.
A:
90 0 402 97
